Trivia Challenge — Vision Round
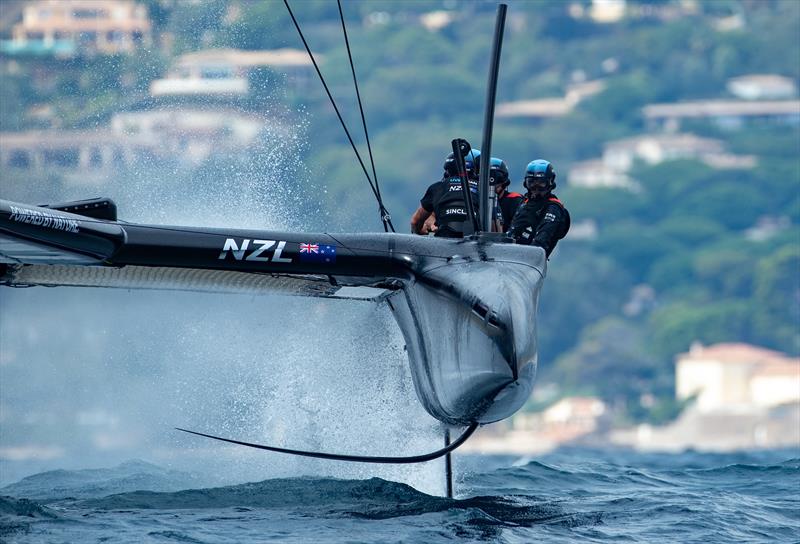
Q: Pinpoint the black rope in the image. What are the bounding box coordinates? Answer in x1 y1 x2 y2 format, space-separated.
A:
336 0 394 233
176 422 478 464
282 0 394 232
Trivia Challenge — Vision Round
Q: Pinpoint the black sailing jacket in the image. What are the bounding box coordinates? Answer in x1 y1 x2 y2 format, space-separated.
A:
420 176 480 237
508 194 570 257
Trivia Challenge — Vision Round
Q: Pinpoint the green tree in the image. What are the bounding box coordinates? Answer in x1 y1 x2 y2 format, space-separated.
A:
579 71 659 127
538 247 634 364
598 222 683 282
649 299 752 358
692 248 756 298
551 317 666 422
752 244 800 354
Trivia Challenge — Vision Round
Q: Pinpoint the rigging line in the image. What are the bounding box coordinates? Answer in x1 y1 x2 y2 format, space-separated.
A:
282 0 392 231
175 422 478 464
336 0 394 233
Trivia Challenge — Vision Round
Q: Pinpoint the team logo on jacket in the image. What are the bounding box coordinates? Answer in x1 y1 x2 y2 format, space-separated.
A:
218 238 292 262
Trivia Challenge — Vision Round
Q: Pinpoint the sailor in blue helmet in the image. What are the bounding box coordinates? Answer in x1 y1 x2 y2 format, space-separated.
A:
508 159 570 257
411 147 481 238
487 157 524 232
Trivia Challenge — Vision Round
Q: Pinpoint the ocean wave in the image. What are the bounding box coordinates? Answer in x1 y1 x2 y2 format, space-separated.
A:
76 476 606 532
0 496 58 539
2 451 798 543
81 477 430 510
0 496 57 518
0 460 204 501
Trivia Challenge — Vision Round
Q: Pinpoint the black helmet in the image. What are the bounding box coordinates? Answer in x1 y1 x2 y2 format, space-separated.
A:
444 148 481 178
488 157 510 187
523 159 556 193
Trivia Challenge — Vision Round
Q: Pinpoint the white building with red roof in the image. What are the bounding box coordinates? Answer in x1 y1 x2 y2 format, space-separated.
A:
676 342 800 412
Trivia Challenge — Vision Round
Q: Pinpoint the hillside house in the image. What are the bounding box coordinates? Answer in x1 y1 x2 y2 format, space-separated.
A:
2 0 151 56
643 99 800 131
676 342 800 412
727 74 798 101
150 48 317 98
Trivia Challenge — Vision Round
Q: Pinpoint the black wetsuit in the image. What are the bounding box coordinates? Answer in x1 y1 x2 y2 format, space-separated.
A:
508 194 570 257
494 190 524 231
420 176 480 238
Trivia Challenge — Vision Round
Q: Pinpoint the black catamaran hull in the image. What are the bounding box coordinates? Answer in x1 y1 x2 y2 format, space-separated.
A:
0 199 546 426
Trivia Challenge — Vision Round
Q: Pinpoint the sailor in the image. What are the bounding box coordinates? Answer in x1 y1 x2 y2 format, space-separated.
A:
411 149 481 238
508 159 570 257
487 157 523 232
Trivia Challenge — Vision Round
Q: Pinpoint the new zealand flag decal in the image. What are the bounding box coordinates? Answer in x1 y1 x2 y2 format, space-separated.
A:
299 243 336 263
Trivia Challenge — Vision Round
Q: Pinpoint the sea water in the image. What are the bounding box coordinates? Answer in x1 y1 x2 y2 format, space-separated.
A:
1 448 798 543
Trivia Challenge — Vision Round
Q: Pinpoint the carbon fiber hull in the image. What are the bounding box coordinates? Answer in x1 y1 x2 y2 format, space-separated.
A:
1 198 546 425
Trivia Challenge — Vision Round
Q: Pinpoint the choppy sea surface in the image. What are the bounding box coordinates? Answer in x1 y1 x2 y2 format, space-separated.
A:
1 447 798 543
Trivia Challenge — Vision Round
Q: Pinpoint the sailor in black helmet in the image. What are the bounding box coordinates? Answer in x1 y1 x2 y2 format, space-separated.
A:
508 159 570 257
487 157 524 233
410 148 481 238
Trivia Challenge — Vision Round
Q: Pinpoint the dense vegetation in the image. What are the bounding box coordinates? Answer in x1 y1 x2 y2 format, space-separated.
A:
2 0 798 422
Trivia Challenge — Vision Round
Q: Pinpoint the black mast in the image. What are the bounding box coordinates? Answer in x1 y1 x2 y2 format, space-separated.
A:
478 4 508 232
452 138 480 234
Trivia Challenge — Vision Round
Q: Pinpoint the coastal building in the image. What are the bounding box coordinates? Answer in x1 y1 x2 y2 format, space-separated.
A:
511 396 608 443
588 0 626 23
419 11 455 31
569 0 697 23
610 342 800 451
565 219 599 241
111 108 268 166
540 397 606 430
2 0 152 56
744 216 792 242
566 159 637 190
0 129 154 183
463 396 608 454
643 99 800 131
727 74 798 101
604 133 755 170
676 342 800 412
567 132 754 190
150 48 317 98
495 98 574 120
496 80 605 122
0 108 270 180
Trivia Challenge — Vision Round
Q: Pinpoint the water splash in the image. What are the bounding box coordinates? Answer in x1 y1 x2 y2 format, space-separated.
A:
1 96 444 494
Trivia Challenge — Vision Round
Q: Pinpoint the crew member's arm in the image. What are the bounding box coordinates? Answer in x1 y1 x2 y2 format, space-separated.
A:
410 206 432 234
422 213 437 234
503 194 524 230
507 202 529 240
531 203 569 256
412 184 438 234
491 201 504 232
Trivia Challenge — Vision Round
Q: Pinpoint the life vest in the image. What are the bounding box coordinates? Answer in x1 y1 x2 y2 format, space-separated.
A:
433 177 480 235
546 197 571 237
496 191 524 229
512 195 571 242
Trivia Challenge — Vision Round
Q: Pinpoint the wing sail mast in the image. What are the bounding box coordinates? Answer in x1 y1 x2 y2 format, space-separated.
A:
479 4 508 232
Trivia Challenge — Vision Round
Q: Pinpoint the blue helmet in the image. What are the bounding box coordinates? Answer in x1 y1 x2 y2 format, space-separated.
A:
523 159 556 193
488 157 509 187
464 149 481 178
444 148 481 178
